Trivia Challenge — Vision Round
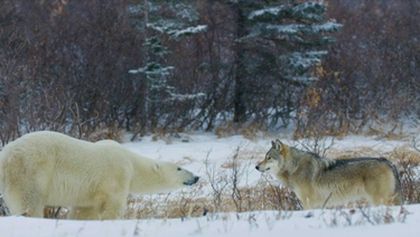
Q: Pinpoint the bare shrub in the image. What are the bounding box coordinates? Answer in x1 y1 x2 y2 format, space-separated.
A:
204 152 228 212
253 177 301 211
413 137 420 153
215 122 238 138
215 122 267 139
322 206 409 227
297 1 420 137
393 149 420 204
295 131 335 157
229 147 244 212
86 125 124 142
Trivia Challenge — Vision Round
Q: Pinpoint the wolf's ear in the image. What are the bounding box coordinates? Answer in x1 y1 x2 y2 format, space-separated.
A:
272 140 281 149
272 139 284 151
274 139 289 157
271 140 277 148
279 143 289 157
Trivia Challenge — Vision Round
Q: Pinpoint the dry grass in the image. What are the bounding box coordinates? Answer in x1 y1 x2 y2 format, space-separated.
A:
321 205 410 227
124 181 301 220
392 148 420 204
326 147 384 159
86 126 124 142
215 122 268 140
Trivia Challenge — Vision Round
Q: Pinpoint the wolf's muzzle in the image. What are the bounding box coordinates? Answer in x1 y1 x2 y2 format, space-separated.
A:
183 176 200 186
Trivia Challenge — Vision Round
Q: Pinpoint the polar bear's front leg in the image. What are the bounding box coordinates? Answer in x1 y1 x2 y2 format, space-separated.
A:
69 206 100 220
98 197 127 220
69 194 127 220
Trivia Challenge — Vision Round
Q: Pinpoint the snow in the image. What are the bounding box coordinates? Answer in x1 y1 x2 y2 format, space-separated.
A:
248 6 288 20
0 133 419 237
291 2 325 22
265 23 305 34
248 3 327 22
288 50 328 70
169 25 207 38
128 63 174 76
1 205 419 237
263 22 341 35
311 21 342 33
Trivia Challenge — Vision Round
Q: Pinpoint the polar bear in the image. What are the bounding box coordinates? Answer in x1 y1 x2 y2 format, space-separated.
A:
0 131 199 220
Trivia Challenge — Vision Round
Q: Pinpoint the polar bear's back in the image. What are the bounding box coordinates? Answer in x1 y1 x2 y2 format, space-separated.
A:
1 131 106 167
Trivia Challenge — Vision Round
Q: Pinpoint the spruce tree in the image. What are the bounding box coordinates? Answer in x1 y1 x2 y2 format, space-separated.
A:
232 0 341 125
128 0 206 130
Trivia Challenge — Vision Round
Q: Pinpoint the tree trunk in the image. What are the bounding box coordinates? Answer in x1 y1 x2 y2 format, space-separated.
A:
232 3 247 124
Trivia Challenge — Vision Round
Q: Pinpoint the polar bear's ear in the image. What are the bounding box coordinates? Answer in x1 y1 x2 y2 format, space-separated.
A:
153 163 160 172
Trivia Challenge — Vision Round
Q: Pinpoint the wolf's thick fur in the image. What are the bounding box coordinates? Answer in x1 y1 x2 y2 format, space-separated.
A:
0 131 199 219
256 140 402 209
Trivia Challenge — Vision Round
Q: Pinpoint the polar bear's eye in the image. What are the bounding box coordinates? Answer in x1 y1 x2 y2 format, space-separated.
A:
177 167 182 171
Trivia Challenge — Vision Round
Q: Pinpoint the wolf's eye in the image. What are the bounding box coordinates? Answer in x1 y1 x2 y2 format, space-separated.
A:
177 167 182 171
267 157 272 160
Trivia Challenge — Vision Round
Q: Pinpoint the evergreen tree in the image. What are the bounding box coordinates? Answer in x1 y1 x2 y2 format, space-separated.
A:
232 0 341 125
128 0 206 130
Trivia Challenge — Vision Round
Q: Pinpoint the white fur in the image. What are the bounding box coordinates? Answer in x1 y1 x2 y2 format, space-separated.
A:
0 131 197 219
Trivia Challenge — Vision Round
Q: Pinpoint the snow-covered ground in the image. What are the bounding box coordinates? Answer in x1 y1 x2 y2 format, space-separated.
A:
1 133 419 237
1 205 419 237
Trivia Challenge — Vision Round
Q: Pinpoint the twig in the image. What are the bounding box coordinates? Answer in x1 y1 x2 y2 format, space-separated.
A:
321 192 333 210
412 137 420 152
358 207 375 225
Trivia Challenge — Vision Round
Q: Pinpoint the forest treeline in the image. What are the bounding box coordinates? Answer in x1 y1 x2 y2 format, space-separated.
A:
0 0 418 144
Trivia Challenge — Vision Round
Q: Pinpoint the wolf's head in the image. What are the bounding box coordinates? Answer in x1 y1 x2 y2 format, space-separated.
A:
256 139 289 174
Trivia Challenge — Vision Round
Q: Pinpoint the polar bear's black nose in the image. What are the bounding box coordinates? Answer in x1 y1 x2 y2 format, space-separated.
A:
184 176 200 186
255 165 260 170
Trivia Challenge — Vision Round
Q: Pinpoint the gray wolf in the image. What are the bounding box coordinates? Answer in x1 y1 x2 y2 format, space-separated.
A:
256 140 402 209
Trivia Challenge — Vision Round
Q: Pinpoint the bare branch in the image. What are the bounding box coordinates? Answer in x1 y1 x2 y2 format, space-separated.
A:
412 137 420 152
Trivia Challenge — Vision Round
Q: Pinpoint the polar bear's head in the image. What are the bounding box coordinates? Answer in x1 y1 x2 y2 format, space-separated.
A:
151 161 199 192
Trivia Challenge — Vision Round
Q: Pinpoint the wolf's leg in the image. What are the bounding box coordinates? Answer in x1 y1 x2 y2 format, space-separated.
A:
368 189 402 206
365 173 395 206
